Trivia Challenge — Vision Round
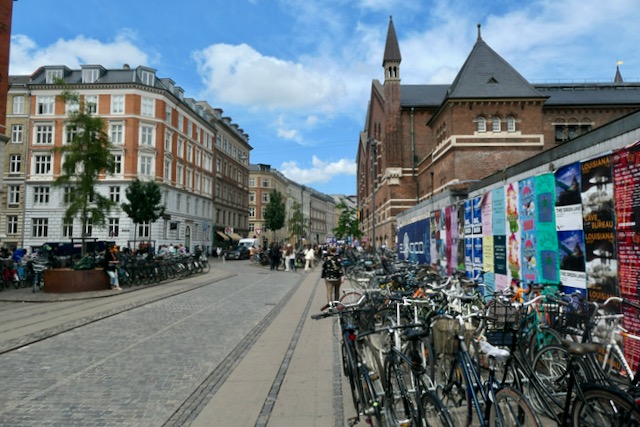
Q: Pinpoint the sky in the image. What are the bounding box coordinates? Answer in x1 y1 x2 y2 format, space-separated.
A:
8 0 640 196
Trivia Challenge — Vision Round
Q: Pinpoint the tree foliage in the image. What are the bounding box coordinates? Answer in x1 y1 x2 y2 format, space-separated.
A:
264 190 286 236
333 201 363 241
121 179 166 250
288 201 304 241
52 87 117 256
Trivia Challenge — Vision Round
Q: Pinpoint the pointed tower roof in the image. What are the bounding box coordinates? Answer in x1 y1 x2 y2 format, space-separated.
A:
614 63 624 83
446 24 543 99
382 16 401 66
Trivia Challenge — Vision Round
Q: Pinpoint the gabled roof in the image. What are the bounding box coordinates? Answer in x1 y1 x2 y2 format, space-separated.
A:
446 27 544 99
382 16 401 66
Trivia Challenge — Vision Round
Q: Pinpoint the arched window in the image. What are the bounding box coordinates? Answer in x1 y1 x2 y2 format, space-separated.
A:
507 116 516 132
476 116 486 132
492 116 501 132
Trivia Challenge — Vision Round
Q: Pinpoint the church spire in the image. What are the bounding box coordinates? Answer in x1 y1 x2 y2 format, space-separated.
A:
382 16 401 81
615 61 624 84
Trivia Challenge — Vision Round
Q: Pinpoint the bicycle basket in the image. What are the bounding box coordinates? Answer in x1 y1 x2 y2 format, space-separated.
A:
432 317 474 355
484 300 520 346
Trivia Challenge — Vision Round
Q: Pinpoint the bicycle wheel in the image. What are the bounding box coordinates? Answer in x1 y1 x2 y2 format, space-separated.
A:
340 290 363 305
420 389 455 427
571 386 640 427
384 356 415 427
489 386 541 427
343 341 363 416
435 355 468 427
357 363 384 426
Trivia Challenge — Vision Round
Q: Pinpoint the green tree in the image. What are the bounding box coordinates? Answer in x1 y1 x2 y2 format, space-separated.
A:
288 201 304 244
333 201 363 242
264 190 286 241
121 179 166 251
52 88 117 256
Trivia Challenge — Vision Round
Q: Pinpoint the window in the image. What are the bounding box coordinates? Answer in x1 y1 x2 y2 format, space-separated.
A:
63 220 73 238
249 207 256 217
34 124 53 144
45 69 63 84
112 154 123 175
177 138 184 158
194 172 201 191
110 123 124 145
84 218 93 237
34 155 52 175
195 148 201 167
492 116 501 132
507 116 516 132
164 159 171 182
139 155 153 176
82 68 99 84
248 223 255 232
109 186 120 202
262 193 270 203
108 218 119 237
111 95 124 114
164 130 172 151
36 96 55 115
32 218 48 238
33 186 50 204
65 125 78 144
7 186 20 206
216 157 221 173
140 70 155 86
186 169 192 189
249 192 255 203
176 164 184 185
249 177 255 187
63 186 72 203
140 124 154 146
11 124 23 143
216 134 222 147
165 105 172 123
187 144 193 162
187 121 192 137
7 216 18 235
177 194 181 211
186 197 191 213
141 97 154 117
476 116 486 132
9 155 21 173
177 113 184 132
65 100 79 114
85 95 98 114
138 221 150 237
554 118 593 143
262 178 270 188
12 96 25 114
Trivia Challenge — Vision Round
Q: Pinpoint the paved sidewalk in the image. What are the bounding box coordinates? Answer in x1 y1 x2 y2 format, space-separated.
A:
191 268 349 427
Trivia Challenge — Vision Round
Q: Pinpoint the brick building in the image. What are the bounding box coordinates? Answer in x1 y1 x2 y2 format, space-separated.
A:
2 65 251 252
357 18 640 248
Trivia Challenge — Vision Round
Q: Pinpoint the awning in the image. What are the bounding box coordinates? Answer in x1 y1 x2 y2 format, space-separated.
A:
216 231 230 240
228 233 243 241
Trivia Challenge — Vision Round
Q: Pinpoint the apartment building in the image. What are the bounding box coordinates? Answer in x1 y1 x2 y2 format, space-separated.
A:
2 65 250 253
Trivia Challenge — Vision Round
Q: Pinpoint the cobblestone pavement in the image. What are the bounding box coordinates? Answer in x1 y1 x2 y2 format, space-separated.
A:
0 261 305 426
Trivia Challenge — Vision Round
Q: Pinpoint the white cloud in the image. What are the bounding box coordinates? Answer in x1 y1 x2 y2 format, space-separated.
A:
9 32 152 75
280 155 356 185
193 43 346 112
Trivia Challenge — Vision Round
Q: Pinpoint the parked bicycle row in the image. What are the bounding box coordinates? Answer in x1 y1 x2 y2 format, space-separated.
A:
0 249 211 293
312 250 640 426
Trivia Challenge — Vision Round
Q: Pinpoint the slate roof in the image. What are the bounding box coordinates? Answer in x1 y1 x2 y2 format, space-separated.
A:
383 16 402 66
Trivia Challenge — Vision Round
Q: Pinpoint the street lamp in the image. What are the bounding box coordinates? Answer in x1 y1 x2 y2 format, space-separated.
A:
370 138 376 250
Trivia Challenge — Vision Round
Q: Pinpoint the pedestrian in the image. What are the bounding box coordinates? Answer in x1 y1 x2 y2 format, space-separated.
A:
287 244 296 272
304 245 314 271
103 244 122 291
321 246 344 309
216 246 223 261
269 243 281 271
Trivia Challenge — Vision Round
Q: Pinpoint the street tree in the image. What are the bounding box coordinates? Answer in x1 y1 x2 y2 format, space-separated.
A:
121 179 166 252
333 201 363 243
52 87 117 256
288 201 304 244
264 190 286 242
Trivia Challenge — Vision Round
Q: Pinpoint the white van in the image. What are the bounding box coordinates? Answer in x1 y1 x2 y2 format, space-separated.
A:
238 238 260 250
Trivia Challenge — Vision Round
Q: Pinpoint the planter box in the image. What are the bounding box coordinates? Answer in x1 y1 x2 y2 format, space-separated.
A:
43 268 111 293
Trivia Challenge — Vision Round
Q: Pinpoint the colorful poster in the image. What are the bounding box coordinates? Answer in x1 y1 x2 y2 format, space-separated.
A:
535 174 560 284
493 235 508 291
520 177 538 285
430 212 438 267
492 187 506 235
581 154 618 302
464 199 473 235
397 219 430 265
472 196 483 236
558 229 587 294
473 237 483 280
506 182 521 284
450 205 459 273
555 162 583 231
482 191 493 236
465 237 473 277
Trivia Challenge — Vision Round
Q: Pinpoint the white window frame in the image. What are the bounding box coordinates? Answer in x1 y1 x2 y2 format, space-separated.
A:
109 186 121 202
45 69 63 84
140 70 155 86
7 185 20 207
85 95 98 114
11 124 23 143
34 123 54 144
32 218 49 238
65 124 78 144
164 159 172 183
492 116 501 132
108 218 120 237
111 94 125 114
7 215 19 235
176 164 184 185
139 155 154 176
141 97 154 117
36 96 55 115
12 96 25 114
82 69 99 84
65 99 80 114
140 124 155 146
507 116 516 132
9 155 21 174
164 130 172 151
63 220 73 238
177 138 184 158
33 186 50 205
112 154 123 176
476 116 486 133
138 220 151 238
33 154 52 175
109 122 124 145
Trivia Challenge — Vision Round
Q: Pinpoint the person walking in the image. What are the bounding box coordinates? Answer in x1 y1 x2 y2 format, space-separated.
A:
304 245 314 272
287 244 297 272
321 246 343 309
103 244 122 291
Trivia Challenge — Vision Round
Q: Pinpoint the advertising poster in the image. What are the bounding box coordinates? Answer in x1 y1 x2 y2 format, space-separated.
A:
473 237 483 281
492 187 506 235
535 173 560 284
430 212 438 267
464 199 473 236
519 177 538 286
581 154 618 302
558 229 587 294
506 182 521 284
438 209 447 272
482 191 493 236
465 237 473 277
555 162 583 231
450 205 459 273
397 219 430 265
493 235 508 291
472 196 483 236
483 235 495 291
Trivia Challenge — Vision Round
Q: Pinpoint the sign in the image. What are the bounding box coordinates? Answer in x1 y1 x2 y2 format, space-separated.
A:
255 228 262 235
225 227 233 234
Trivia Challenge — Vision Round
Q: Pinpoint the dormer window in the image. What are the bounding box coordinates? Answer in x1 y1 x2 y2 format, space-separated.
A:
82 68 100 84
140 70 155 86
45 69 64 84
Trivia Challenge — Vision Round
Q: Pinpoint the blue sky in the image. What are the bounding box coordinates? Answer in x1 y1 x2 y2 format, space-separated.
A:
9 0 640 196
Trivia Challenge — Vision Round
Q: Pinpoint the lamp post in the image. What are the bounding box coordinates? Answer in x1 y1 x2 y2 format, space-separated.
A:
370 138 376 250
